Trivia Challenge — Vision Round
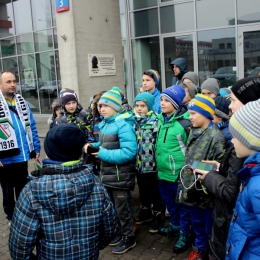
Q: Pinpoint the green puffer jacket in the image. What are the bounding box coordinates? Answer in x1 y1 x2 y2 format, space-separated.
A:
156 106 191 183
177 124 225 209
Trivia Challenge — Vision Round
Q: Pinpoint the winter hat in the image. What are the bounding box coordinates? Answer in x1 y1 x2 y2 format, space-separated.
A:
231 76 260 105
112 86 125 100
187 94 216 120
213 96 230 120
219 88 231 97
229 99 260 152
98 86 122 112
51 98 61 111
44 124 86 162
181 82 198 99
60 88 78 106
201 78 220 96
183 72 199 86
161 85 186 109
134 92 155 111
145 69 160 87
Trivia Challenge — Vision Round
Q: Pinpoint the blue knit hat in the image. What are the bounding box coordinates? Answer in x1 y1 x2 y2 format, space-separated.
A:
188 94 216 120
161 85 186 109
98 86 122 112
146 69 160 87
60 88 78 106
134 92 155 111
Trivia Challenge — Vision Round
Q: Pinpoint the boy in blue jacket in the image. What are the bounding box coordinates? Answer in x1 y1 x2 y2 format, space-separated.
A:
225 99 260 260
84 87 137 255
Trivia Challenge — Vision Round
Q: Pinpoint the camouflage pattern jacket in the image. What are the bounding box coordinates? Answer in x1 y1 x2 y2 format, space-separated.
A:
177 124 225 209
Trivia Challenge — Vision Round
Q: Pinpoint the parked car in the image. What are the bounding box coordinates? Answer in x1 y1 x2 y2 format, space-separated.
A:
251 67 260 76
39 80 59 98
210 66 237 88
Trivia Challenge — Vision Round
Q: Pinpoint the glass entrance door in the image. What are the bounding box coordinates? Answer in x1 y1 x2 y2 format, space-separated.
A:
238 26 260 79
161 34 196 89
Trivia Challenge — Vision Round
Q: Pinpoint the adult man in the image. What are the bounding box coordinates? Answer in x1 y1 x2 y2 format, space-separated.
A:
0 71 40 224
170 58 188 85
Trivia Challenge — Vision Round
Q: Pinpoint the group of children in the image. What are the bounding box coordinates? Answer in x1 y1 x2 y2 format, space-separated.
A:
9 70 260 260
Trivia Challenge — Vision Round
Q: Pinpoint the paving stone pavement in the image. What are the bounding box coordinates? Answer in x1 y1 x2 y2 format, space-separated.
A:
0 138 190 260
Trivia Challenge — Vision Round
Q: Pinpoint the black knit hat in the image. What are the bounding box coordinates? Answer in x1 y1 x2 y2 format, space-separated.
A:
213 96 230 120
231 76 260 105
44 124 86 162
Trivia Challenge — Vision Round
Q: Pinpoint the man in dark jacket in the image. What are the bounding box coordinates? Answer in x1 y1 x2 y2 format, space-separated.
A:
9 124 118 260
170 58 188 85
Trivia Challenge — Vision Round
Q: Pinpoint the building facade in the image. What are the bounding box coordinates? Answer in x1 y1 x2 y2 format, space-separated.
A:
1 0 260 117
121 0 260 103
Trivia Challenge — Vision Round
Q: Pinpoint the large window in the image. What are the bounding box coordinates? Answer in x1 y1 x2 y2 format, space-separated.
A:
0 0 59 114
197 28 236 87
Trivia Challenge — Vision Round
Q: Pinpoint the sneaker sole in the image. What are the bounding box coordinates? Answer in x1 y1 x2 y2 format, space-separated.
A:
109 241 121 247
112 242 136 254
149 229 159 234
135 219 152 225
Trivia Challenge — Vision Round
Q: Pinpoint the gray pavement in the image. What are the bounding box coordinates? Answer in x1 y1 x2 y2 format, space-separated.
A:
0 138 190 260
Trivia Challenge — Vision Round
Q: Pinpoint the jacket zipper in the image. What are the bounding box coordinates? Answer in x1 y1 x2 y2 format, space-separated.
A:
163 127 169 143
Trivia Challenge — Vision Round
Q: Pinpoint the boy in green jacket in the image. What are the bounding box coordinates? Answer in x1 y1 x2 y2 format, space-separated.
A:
155 85 192 254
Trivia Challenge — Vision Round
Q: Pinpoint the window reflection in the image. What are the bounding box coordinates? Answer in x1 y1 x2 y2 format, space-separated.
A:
0 1 15 38
196 0 235 29
17 33 34 54
51 0 56 27
160 3 194 33
197 28 236 87
13 0 33 35
237 0 260 25
131 9 159 37
129 0 157 11
36 51 58 113
1 37 16 57
164 35 194 88
34 29 53 52
31 0 52 31
131 37 160 95
2 57 18 81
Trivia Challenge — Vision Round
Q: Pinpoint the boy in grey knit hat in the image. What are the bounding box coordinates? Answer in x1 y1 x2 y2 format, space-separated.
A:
180 82 198 106
201 78 220 98
183 71 199 86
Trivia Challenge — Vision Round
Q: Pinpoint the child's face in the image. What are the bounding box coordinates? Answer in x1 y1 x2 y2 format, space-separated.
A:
182 88 192 104
99 104 117 118
229 91 244 114
142 75 155 93
212 114 222 124
201 89 217 99
65 101 77 113
55 108 61 117
135 101 149 115
232 137 255 158
160 96 176 116
188 110 210 128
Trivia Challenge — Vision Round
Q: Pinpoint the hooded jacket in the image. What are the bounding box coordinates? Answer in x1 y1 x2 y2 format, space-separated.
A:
225 152 260 260
8 161 118 260
170 58 188 85
91 113 137 190
156 106 191 183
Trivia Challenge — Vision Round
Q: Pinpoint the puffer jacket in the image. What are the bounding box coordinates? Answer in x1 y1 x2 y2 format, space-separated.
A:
8 160 118 260
225 152 260 260
134 111 158 174
91 113 137 190
156 106 191 183
170 58 188 85
203 144 245 260
54 103 92 139
0 101 40 165
151 88 161 114
177 124 225 209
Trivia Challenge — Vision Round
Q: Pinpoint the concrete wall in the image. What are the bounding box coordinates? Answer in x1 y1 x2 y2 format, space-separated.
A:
56 0 124 107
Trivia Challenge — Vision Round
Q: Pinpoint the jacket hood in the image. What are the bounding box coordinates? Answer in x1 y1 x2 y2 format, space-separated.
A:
28 163 95 215
170 58 188 78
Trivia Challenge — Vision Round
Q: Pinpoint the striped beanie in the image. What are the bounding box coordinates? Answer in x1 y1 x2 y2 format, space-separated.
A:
146 69 160 87
60 88 78 106
187 94 216 120
98 86 122 112
161 85 186 109
229 99 260 151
